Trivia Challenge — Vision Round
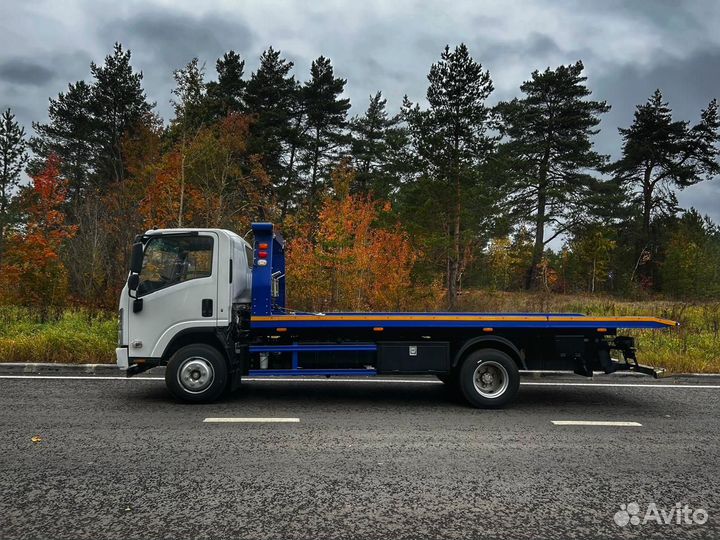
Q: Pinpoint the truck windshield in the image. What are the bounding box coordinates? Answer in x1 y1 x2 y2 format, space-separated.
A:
137 235 214 296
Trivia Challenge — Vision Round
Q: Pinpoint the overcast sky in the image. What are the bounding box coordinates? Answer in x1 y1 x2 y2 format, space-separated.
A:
1 0 719 221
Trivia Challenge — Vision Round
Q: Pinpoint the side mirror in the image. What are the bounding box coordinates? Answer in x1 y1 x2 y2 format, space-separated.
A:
128 273 140 291
129 242 144 274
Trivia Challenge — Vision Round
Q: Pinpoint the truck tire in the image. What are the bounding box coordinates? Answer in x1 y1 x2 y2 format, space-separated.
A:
165 344 228 403
458 349 519 408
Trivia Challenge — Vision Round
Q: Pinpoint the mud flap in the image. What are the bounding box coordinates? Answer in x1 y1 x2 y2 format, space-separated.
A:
228 344 247 392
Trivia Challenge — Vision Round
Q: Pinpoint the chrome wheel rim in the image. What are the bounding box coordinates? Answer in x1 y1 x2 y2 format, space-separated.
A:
472 360 509 398
178 357 214 394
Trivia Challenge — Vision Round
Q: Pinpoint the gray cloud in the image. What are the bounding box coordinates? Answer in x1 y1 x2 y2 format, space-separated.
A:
93 9 256 122
102 10 255 71
0 58 55 86
1 0 719 221
595 48 720 156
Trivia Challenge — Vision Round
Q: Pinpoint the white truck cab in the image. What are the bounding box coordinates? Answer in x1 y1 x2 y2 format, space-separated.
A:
116 229 253 376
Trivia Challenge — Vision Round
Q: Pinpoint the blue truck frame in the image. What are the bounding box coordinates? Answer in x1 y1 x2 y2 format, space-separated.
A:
241 223 676 381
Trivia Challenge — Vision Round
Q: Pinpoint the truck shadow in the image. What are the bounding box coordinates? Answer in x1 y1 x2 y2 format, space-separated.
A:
135 380 655 412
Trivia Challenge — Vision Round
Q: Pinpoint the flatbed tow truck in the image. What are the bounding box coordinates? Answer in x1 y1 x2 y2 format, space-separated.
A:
116 223 678 408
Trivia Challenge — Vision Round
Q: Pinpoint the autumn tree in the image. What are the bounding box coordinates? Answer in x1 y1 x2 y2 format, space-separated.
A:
168 58 209 225
0 108 28 262
100 121 164 303
286 162 436 312
0 155 76 311
139 151 191 229
402 44 498 307
495 61 611 289
183 114 271 229
141 114 270 231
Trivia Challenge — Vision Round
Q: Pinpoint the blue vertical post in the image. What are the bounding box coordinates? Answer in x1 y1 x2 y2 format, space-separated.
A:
292 342 299 370
250 223 274 316
272 231 286 313
250 222 286 316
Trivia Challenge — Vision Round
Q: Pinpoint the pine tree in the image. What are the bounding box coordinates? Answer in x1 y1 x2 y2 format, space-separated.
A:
30 81 95 197
402 44 497 307
206 50 246 119
496 61 610 288
612 90 720 243
170 57 208 135
301 56 351 208
89 42 155 185
31 43 154 192
244 47 302 217
349 91 404 196
660 210 720 298
0 108 28 261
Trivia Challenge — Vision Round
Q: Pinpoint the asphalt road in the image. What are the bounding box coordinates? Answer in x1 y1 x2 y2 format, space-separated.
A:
1 373 719 540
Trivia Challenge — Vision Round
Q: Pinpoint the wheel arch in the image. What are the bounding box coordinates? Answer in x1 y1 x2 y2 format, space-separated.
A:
452 335 525 370
162 328 229 365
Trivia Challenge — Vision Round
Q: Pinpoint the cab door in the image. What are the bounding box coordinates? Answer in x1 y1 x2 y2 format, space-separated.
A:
127 232 219 360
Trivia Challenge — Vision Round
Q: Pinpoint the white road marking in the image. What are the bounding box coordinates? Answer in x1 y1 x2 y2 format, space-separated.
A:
552 420 642 427
203 417 299 423
522 382 720 389
0 375 163 380
1 375 720 389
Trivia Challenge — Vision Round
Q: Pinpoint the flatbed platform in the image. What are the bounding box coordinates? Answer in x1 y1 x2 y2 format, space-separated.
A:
251 313 678 330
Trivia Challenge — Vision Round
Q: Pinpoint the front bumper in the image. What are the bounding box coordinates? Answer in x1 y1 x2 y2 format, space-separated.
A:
116 347 129 370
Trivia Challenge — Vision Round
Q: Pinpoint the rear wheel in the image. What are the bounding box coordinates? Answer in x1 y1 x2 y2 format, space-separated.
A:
165 344 228 403
458 349 519 408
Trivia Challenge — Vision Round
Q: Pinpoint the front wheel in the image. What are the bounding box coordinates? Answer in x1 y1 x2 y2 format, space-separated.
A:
165 344 228 403
458 349 519 408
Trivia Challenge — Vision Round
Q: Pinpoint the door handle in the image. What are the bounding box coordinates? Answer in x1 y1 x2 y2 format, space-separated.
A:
202 299 213 317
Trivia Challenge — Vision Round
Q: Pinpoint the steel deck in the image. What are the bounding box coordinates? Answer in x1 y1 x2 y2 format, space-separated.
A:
251 313 678 330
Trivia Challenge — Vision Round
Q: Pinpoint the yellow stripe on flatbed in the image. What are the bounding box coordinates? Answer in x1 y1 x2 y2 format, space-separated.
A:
251 314 678 326
549 316 678 327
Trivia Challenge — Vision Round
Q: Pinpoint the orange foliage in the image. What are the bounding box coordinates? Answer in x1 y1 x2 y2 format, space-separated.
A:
139 150 201 229
286 164 440 312
0 155 77 308
139 114 271 231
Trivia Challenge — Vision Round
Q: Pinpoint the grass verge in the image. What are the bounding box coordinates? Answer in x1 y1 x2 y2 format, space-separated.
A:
0 306 116 364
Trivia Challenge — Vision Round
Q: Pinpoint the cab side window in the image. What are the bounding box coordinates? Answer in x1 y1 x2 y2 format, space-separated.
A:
137 236 214 296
